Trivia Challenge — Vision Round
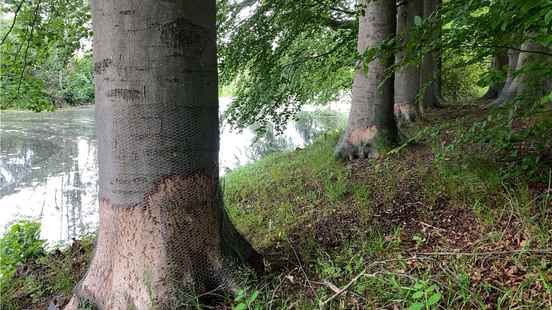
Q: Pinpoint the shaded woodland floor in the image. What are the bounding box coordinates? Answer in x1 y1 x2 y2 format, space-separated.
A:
3 102 552 309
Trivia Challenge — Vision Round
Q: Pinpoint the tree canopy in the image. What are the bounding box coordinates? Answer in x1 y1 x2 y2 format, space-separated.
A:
0 0 91 111
218 0 552 130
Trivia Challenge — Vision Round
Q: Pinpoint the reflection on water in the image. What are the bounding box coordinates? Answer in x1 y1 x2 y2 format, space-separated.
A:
0 107 98 243
0 98 346 243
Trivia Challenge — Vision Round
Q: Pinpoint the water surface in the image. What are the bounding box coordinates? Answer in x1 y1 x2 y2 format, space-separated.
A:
0 99 346 243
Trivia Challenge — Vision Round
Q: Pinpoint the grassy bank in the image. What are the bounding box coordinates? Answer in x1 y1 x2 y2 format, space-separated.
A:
223 103 552 309
2 102 551 309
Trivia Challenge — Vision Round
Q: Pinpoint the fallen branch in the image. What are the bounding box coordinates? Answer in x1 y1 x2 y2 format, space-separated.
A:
415 249 552 257
419 221 447 232
319 269 376 308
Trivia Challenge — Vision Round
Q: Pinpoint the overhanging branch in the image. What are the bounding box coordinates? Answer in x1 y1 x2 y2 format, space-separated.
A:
0 0 25 46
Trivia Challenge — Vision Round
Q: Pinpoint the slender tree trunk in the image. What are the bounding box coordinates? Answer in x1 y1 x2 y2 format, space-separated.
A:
420 0 443 108
66 2 260 309
394 0 422 125
335 0 398 160
493 48 520 105
432 0 446 106
492 41 550 106
481 50 509 99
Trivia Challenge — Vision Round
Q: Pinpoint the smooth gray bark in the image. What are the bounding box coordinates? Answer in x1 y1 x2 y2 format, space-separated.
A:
493 42 551 106
335 0 398 160
420 0 443 108
394 0 422 124
493 48 520 105
481 50 509 100
66 1 259 309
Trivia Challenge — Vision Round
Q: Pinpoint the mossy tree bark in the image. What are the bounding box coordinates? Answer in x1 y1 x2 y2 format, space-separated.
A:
395 0 423 125
65 1 260 309
335 0 398 160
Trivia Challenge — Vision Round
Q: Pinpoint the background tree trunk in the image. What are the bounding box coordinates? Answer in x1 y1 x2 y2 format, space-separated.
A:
516 42 552 102
394 0 422 124
492 48 520 106
481 50 509 99
66 1 259 309
420 0 443 108
493 42 550 106
335 0 398 160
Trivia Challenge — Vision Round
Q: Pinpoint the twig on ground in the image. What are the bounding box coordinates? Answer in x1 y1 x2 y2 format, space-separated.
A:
311 280 340 294
286 238 316 298
419 221 447 232
415 249 552 257
319 269 370 309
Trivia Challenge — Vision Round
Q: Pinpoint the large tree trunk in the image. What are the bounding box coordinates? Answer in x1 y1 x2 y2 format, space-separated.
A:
481 50 509 99
493 42 550 106
420 0 443 108
394 0 422 125
66 1 260 309
335 0 398 160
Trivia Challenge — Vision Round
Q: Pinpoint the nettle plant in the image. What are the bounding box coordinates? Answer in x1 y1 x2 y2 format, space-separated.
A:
406 280 443 310
0 220 46 283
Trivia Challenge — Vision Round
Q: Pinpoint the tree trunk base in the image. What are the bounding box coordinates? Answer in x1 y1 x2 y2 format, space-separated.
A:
335 126 381 160
394 103 418 126
492 88 516 107
65 174 260 310
481 87 501 100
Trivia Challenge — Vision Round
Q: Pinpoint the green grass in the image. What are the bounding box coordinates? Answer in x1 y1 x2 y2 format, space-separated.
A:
221 103 552 309
2 103 551 309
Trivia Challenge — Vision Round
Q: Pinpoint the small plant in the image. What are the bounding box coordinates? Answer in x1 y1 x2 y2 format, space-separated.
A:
325 174 348 203
0 220 45 281
407 280 442 310
232 289 260 310
412 234 427 248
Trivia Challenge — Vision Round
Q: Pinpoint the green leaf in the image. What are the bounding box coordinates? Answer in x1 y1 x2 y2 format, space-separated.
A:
427 293 442 306
234 289 246 302
408 302 424 310
233 304 247 310
425 284 438 293
414 15 423 26
247 291 259 304
546 11 552 25
412 291 424 299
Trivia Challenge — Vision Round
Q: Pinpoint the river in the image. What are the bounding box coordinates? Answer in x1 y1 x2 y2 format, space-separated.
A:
0 98 347 243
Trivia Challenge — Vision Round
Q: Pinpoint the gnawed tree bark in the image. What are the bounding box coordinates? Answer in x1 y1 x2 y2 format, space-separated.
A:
394 0 422 125
493 42 551 106
481 49 509 100
65 1 260 309
335 0 398 160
